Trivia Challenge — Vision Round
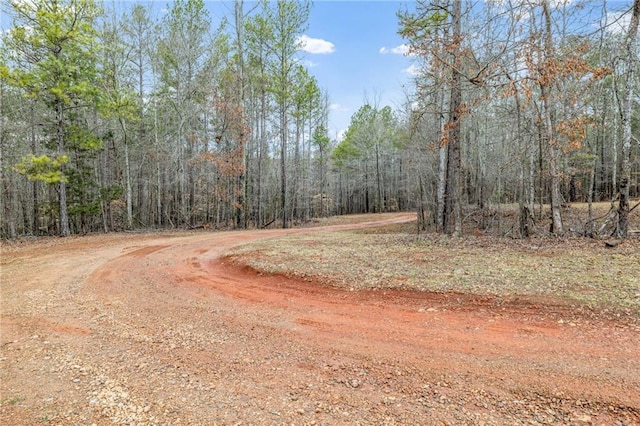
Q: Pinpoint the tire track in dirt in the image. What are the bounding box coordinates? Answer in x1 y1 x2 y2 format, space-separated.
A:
1 214 639 425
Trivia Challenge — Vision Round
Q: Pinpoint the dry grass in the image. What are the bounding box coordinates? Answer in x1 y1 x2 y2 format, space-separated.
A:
298 212 411 227
224 204 640 317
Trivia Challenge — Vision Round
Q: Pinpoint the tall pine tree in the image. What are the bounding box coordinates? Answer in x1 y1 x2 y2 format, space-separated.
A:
4 0 104 236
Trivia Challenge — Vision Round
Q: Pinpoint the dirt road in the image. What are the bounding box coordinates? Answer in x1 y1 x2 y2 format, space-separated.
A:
1 214 639 425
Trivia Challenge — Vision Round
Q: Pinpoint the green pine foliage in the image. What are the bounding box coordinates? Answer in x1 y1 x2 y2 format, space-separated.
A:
14 154 69 184
4 0 110 235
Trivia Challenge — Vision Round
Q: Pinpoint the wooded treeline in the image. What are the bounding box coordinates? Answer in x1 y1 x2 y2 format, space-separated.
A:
0 0 638 239
396 0 640 237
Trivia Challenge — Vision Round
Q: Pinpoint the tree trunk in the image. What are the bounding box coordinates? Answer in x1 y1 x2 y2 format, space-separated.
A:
99 144 109 233
291 114 301 222
280 107 287 228
435 59 447 232
541 0 563 235
0 126 17 239
587 135 597 236
612 112 618 196
437 142 447 231
235 0 247 229
29 101 40 235
528 135 536 216
154 102 163 227
120 118 133 230
364 161 370 213
616 0 640 238
56 100 70 237
258 90 267 227
443 0 463 236
375 142 383 212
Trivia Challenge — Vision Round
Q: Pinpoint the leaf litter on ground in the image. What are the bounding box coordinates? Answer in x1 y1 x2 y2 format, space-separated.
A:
223 223 640 318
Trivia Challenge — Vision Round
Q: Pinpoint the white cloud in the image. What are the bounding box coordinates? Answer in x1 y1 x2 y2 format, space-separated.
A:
403 64 421 77
329 103 348 111
379 44 410 56
297 35 335 54
336 129 347 142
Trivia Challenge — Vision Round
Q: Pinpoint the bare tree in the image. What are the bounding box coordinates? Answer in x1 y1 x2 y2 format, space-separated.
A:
616 0 640 238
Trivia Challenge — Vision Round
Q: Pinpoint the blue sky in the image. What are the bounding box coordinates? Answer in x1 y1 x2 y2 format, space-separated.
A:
301 1 415 140
158 0 416 141
4 0 633 142
298 0 634 141
1 0 414 142
163 0 414 141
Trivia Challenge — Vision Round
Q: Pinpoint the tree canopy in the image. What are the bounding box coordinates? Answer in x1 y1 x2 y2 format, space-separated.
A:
1 0 638 238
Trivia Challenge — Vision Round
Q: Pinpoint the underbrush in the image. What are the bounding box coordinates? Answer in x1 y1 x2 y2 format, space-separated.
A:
303 201 639 238
430 201 639 238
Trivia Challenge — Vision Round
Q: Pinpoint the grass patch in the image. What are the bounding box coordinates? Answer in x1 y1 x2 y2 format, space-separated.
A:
1 396 24 406
300 212 415 228
224 226 640 316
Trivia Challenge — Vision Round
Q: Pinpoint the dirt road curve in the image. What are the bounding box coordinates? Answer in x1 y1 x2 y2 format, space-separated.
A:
1 214 639 425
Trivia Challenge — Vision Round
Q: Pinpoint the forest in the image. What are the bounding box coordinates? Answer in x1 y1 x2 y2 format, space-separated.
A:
0 0 638 239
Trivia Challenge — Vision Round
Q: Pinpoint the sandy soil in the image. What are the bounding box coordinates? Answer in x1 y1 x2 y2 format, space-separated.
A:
1 213 638 425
